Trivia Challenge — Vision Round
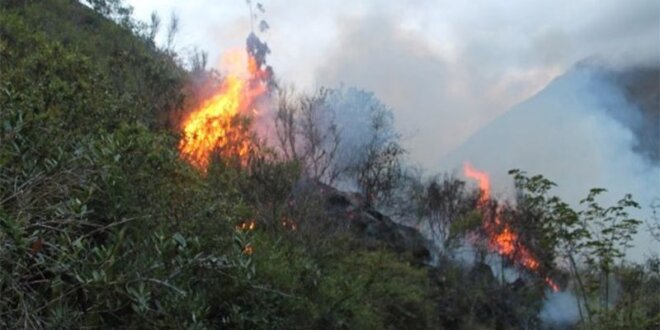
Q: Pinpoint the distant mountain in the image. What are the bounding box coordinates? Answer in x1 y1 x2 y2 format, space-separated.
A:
441 64 660 256
440 63 660 259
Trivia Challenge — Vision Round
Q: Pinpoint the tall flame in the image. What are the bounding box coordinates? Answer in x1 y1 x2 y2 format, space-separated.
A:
464 163 559 291
464 163 491 206
178 50 266 170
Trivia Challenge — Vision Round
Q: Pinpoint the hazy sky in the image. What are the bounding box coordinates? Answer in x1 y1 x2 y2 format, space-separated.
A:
126 0 659 169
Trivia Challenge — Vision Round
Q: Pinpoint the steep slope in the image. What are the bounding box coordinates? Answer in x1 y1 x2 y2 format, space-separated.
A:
0 2 442 328
1 0 185 128
292 178 431 263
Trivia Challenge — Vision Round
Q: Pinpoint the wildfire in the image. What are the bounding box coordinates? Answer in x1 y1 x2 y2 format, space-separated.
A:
463 163 559 291
178 50 267 170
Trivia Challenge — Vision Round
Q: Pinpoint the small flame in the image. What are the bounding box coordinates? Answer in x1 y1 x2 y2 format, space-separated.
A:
236 219 256 231
545 276 560 292
178 49 267 170
281 217 297 231
464 163 559 291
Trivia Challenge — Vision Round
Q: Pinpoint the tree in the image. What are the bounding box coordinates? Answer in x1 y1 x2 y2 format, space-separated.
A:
84 0 134 28
423 174 472 250
580 190 641 313
165 12 179 52
274 87 341 183
509 170 643 326
147 11 160 43
349 107 405 205
273 86 404 204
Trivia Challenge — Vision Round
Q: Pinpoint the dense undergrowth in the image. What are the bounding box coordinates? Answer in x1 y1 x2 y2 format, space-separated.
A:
1 1 658 329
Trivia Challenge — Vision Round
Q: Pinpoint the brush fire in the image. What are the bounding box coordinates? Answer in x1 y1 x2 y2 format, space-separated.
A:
464 163 560 292
176 46 559 292
178 49 268 170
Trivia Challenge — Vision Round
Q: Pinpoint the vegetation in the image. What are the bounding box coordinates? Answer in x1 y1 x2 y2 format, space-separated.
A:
0 1 657 329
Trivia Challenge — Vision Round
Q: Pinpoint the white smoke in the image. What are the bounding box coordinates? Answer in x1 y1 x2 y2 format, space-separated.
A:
540 291 581 327
442 64 660 262
258 84 399 192
126 0 660 261
326 86 398 176
126 0 660 168
313 0 660 168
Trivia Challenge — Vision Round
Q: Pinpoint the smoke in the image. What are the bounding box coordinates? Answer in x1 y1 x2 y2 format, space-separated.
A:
126 0 660 260
313 0 660 168
326 86 398 176
539 291 581 327
262 84 399 191
315 12 483 168
441 64 660 262
126 0 659 168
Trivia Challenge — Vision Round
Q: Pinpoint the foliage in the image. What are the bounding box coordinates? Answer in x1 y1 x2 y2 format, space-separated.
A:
1 1 657 329
419 174 475 250
0 1 440 329
509 169 649 328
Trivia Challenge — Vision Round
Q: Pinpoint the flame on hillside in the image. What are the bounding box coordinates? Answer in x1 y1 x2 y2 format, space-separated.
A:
464 163 559 291
178 50 267 170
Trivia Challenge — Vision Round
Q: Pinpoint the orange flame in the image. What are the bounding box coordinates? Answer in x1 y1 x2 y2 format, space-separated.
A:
178 50 267 170
236 219 256 231
464 163 491 206
464 163 559 291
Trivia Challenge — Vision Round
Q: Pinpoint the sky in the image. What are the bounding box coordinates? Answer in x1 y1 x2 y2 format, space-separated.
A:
125 0 659 169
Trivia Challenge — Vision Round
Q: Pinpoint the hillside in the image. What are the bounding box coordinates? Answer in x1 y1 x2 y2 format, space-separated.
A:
0 1 440 328
1 1 659 329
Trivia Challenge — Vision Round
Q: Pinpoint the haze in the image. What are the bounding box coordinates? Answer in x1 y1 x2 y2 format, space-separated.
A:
127 0 659 169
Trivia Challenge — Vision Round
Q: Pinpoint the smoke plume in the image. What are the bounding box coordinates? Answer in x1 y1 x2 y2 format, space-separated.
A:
539 291 581 327
442 63 660 262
